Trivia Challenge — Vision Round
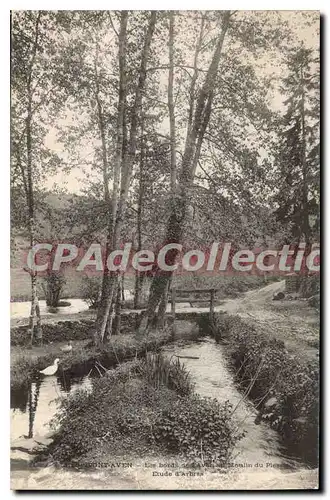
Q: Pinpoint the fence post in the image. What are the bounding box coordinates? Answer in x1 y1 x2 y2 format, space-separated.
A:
171 287 176 319
210 288 215 322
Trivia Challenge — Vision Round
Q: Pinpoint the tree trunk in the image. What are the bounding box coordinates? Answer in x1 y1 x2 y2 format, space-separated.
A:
134 122 145 309
27 219 42 343
184 15 205 150
121 275 125 302
157 278 170 329
113 279 122 335
94 12 157 345
144 12 231 329
94 43 111 207
168 11 177 194
134 274 144 309
26 14 43 343
145 206 183 330
94 12 128 346
300 65 310 246
105 288 116 341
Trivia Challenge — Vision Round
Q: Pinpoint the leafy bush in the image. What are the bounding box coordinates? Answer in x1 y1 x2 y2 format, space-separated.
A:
41 273 66 307
81 276 102 309
105 358 143 384
299 274 320 298
210 313 319 466
43 358 240 467
47 375 178 464
11 314 142 347
154 395 243 465
105 354 194 397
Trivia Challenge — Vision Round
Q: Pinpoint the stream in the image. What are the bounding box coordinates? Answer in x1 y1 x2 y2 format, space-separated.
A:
162 338 300 468
11 337 300 471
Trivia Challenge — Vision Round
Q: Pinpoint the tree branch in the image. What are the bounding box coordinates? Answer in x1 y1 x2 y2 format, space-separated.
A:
107 11 119 37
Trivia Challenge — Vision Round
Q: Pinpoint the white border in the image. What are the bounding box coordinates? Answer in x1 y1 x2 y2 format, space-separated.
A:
2 2 326 498
3 2 326 10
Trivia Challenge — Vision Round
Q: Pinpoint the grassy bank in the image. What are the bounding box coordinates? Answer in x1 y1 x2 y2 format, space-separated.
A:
39 355 243 468
209 313 319 467
11 329 175 392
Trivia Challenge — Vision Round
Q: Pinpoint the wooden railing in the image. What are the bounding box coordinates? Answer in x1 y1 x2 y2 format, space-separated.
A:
168 288 219 320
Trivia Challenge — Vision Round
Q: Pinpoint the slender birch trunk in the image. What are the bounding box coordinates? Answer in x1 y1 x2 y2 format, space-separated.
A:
94 12 157 345
93 12 128 346
113 279 122 335
151 12 177 330
134 123 145 309
94 44 111 207
26 13 42 343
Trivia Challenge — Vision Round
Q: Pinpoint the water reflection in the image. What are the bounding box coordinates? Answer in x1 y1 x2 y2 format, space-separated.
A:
28 380 41 438
11 371 93 441
11 385 29 412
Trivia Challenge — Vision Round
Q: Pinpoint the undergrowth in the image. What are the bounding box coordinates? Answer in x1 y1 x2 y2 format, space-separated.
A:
11 330 173 390
210 313 319 467
42 356 241 467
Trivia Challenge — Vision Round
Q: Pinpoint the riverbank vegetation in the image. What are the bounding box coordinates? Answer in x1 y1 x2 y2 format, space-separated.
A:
11 329 176 391
41 356 243 468
210 313 319 466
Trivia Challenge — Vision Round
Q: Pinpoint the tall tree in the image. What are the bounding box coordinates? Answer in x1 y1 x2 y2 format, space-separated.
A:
93 11 158 344
143 11 232 329
11 11 68 342
274 46 320 245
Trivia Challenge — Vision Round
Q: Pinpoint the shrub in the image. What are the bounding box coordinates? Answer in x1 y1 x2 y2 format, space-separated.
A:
105 358 143 384
81 276 102 309
43 357 240 467
11 314 142 347
308 294 320 310
11 319 94 346
154 395 243 465
41 273 66 307
299 274 320 298
47 375 178 465
105 354 194 396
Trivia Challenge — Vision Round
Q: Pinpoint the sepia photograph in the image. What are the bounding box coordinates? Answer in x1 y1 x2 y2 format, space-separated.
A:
10 8 320 490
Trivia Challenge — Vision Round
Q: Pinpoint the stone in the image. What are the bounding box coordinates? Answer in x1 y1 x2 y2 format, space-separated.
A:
264 397 277 409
